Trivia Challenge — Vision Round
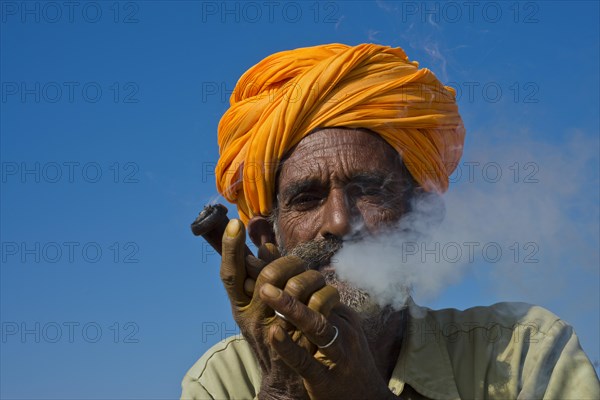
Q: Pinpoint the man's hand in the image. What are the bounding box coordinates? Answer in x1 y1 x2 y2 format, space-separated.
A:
220 219 339 400
259 284 398 400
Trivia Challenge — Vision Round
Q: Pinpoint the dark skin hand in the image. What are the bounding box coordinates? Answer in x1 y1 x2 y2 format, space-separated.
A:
221 128 415 399
260 285 398 400
221 219 340 399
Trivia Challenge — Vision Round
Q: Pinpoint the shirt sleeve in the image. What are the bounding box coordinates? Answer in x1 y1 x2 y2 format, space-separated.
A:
519 318 600 399
181 373 214 400
180 336 262 400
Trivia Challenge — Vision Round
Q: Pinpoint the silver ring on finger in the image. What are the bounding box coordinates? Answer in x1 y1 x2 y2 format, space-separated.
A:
275 310 287 321
318 325 339 349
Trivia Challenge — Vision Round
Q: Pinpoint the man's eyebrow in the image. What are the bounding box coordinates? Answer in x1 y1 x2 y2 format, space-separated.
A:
349 172 388 184
280 171 402 200
349 171 402 187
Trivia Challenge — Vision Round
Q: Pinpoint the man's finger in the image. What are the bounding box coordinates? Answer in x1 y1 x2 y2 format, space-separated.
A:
284 270 326 304
254 256 306 290
245 243 280 280
220 219 250 306
260 284 344 361
251 256 307 316
258 242 280 263
269 325 327 384
245 255 266 279
243 278 255 296
307 285 341 318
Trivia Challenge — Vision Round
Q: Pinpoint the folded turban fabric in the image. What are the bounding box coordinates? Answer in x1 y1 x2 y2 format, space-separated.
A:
216 43 465 224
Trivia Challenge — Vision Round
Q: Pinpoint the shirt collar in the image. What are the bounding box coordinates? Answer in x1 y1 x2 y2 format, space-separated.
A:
388 298 461 400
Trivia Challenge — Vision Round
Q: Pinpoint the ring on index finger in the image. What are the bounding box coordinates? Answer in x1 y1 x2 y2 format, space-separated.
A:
317 325 339 349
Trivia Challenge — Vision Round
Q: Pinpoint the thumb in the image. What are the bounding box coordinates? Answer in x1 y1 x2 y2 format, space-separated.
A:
220 219 249 306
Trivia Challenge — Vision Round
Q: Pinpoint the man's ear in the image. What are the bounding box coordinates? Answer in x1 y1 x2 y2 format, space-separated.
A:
247 216 276 248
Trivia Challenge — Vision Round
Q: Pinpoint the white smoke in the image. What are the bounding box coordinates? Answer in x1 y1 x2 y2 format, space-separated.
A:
333 131 599 309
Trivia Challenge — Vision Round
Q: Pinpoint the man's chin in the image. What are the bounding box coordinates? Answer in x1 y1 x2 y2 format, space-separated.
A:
290 249 392 342
318 268 376 313
320 272 393 342
280 234 396 341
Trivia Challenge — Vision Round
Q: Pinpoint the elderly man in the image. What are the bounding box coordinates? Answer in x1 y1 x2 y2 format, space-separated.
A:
182 44 599 399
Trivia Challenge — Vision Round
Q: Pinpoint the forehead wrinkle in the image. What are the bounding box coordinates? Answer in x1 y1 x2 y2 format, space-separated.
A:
288 146 392 181
291 131 389 159
281 151 352 193
276 128 404 199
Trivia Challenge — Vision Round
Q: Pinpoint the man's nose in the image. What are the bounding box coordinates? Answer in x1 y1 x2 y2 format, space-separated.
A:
318 188 357 239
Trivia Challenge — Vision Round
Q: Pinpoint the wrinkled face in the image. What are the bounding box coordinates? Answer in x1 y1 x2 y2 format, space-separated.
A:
271 128 416 320
274 128 415 251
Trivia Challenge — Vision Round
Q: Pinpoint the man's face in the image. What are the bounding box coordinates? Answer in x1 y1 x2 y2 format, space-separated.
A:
275 127 413 249
271 128 415 312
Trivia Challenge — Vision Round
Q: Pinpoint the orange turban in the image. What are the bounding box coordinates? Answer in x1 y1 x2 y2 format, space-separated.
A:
216 43 465 224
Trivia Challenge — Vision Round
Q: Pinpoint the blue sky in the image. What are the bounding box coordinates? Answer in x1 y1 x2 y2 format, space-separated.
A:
1 1 598 398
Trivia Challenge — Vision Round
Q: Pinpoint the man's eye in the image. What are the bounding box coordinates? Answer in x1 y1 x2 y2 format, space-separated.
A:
290 194 322 209
294 194 320 203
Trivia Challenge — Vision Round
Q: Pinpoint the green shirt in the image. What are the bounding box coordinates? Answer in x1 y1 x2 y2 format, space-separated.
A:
181 301 600 399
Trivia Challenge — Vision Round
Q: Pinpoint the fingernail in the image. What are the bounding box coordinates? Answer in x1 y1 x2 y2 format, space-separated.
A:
244 279 255 294
261 284 281 298
273 326 286 342
225 219 241 238
264 243 278 254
